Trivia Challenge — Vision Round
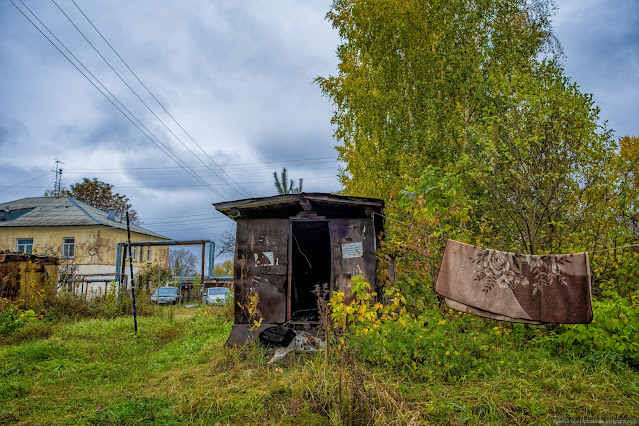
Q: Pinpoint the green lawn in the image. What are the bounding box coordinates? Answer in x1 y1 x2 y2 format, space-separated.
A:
1 305 637 424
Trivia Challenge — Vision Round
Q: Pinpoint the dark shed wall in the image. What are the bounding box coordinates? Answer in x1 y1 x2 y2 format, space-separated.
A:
234 219 288 324
329 218 377 294
234 216 379 325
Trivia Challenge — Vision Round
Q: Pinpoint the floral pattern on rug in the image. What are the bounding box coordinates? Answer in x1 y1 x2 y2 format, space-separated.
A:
470 249 572 295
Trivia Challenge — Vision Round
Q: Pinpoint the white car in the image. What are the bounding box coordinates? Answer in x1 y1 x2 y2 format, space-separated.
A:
202 287 232 305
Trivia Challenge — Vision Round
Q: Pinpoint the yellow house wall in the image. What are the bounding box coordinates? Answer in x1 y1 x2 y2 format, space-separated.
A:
98 228 169 268
0 226 169 269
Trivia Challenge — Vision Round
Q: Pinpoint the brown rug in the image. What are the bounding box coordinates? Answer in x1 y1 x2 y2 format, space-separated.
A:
435 240 593 324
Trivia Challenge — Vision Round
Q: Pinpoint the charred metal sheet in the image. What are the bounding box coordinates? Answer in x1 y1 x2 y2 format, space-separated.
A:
329 218 376 295
234 219 288 324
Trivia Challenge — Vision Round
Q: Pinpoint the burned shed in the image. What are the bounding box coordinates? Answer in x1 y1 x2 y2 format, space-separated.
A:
214 193 384 345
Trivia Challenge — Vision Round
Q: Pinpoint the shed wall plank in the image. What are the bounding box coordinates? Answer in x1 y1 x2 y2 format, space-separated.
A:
234 219 289 324
329 218 376 295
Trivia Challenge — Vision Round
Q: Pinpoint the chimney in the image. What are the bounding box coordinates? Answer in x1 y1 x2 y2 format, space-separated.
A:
108 209 116 221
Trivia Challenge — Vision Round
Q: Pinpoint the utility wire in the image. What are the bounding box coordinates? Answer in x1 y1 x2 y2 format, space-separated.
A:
11 0 225 198
50 0 236 199
65 157 338 172
32 176 56 198
70 0 252 198
1 174 338 190
62 165 339 179
149 225 229 232
143 218 228 226
65 161 334 174
3 171 52 189
143 212 216 220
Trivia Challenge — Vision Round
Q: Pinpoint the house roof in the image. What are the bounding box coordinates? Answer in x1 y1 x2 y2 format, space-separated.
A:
214 192 385 230
0 197 168 239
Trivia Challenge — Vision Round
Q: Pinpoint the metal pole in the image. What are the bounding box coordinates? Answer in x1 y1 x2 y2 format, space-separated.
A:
126 212 138 333
115 243 121 292
120 243 127 303
179 269 183 305
208 241 215 279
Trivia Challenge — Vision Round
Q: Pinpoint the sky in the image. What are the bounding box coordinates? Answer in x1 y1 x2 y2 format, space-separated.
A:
1 0 638 257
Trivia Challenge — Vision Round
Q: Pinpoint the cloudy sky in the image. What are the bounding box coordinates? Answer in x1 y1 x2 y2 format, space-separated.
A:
1 0 638 250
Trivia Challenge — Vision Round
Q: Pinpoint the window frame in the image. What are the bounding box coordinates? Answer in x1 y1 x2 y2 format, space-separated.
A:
16 238 34 254
132 246 138 261
147 246 152 263
62 237 75 259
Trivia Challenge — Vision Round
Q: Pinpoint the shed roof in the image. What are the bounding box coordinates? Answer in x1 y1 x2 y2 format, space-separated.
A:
0 197 168 239
214 193 384 229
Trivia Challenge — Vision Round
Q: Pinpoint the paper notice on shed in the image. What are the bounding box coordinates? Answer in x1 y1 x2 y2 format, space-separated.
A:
342 242 363 259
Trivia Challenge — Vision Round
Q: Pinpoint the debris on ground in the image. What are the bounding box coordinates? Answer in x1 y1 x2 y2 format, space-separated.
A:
265 329 325 365
259 326 297 348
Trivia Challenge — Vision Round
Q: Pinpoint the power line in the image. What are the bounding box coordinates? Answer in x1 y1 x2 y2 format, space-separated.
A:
62 165 340 179
51 0 244 198
45 0 228 199
0 174 339 190
63 157 339 173
2 171 52 189
68 0 252 198
11 0 226 199
147 224 231 232
32 176 56 198
142 217 228 226
143 212 216 220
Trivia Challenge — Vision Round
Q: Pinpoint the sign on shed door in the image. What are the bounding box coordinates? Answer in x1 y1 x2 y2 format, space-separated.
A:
329 218 376 294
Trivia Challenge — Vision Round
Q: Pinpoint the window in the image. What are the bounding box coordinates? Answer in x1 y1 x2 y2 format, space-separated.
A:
16 238 33 254
147 246 152 263
132 246 138 261
62 238 75 259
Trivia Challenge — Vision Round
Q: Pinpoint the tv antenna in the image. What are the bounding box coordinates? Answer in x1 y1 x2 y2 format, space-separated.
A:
53 159 64 197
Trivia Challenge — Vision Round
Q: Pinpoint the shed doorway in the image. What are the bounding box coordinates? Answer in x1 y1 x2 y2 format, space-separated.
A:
289 221 331 321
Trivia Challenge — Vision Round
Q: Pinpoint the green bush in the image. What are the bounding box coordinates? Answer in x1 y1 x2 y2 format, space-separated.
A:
0 306 23 337
557 290 639 365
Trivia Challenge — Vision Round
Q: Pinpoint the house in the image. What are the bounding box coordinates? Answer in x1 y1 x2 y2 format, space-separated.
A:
0 197 170 295
214 192 384 345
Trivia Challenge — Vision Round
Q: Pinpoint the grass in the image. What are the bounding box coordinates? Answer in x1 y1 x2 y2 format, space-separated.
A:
1 304 638 424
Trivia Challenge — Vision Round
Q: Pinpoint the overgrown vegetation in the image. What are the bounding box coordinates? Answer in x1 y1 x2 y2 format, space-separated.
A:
0 290 637 424
313 4 639 422
1 0 637 423
317 0 638 299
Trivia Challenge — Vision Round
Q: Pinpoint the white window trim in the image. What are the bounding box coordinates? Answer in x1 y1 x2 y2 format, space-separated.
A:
62 237 75 259
132 246 138 261
16 238 34 254
147 246 152 263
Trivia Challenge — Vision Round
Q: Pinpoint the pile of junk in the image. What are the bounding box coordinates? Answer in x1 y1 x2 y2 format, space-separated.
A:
258 324 325 365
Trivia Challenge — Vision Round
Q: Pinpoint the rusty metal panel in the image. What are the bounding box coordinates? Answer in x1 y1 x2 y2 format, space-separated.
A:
329 218 376 295
234 218 289 324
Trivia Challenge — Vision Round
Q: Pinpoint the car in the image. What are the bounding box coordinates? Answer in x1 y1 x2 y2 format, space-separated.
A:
151 286 181 305
202 287 232 305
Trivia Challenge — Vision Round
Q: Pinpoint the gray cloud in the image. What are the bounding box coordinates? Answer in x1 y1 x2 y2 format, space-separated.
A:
1 0 637 245
553 0 639 137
